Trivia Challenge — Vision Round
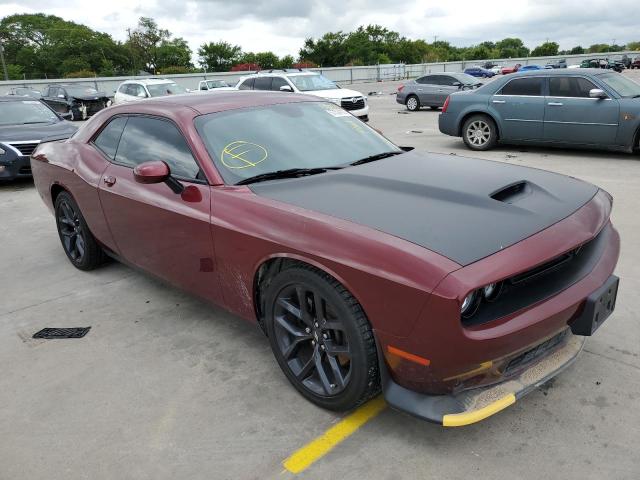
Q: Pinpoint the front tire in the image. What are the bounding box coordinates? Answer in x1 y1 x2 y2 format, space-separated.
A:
405 95 420 111
462 114 498 151
55 191 105 270
264 265 380 411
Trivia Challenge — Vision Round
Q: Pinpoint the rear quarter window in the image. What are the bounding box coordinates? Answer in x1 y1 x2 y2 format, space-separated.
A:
92 117 127 159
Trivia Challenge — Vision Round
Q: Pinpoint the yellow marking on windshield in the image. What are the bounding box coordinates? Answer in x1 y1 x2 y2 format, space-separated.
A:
221 141 268 169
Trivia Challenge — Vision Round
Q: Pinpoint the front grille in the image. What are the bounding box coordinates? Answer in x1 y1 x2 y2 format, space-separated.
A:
8 142 39 157
505 330 567 375
341 97 365 111
463 226 609 327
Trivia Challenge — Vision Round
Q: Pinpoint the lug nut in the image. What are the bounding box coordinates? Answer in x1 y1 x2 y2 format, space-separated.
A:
320 345 325 350
311 340 316 346
330 384 336 389
305 327 311 333
314 322 319 328
323 333 328 339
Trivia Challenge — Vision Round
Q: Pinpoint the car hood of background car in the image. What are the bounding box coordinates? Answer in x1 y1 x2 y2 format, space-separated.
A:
250 151 598 266
0 120 77 142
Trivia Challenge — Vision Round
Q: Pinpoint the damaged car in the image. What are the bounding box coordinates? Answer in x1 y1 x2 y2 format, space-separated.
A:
41 84 112 121
31 91 620 426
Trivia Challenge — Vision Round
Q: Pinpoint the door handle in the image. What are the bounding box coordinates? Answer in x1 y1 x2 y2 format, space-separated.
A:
548 102 563 106
103 176 116 187
492 100 506 104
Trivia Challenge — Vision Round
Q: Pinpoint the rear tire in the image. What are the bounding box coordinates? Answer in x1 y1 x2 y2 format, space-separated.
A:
462 114 498 151
405 95 420 111
54 191 105 270
264 264 380 411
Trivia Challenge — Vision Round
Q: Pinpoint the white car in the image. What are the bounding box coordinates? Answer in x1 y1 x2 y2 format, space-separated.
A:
198 79 236 91
236 70 369 121
113 79 189 104
489 66 502 75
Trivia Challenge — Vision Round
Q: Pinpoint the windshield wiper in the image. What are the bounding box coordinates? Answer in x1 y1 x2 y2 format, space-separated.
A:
21 121 50 125
631 94 640 98
235 167 339 186
349 151 403 167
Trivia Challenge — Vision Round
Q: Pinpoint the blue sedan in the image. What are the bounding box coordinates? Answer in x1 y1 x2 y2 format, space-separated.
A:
519 65 543 71
463 66 495 78
438 69 640 152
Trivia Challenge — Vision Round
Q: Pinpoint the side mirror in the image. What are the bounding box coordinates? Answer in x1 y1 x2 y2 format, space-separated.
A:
589 88 607 99
137 91 147 98
133 161 185 194
58 94 66 99
60 112 73 120
453 81 462 87
279 85 293 92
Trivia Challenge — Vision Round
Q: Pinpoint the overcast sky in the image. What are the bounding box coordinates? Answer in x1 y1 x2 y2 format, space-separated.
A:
0 0 637 59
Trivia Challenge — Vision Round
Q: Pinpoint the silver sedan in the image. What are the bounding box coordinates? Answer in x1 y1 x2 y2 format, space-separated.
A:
396 73 483 111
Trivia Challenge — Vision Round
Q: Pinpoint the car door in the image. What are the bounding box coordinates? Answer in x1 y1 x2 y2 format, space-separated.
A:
543 75 619 145
97 115 222 304
434 76 462 105
44 87 66 114
414 75 438 105
490 76 545 140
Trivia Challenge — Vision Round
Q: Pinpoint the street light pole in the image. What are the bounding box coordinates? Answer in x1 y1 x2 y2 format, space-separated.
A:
0 38 9 81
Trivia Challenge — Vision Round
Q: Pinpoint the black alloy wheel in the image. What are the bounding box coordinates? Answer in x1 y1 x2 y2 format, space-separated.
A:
54 192 105 270
265 265 379 411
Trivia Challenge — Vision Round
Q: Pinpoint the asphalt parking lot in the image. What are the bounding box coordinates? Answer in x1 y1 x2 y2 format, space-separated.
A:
1 73 640 480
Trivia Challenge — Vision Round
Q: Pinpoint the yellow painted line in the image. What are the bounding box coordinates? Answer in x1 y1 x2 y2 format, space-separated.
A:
442 393 516 427
282 396 387 474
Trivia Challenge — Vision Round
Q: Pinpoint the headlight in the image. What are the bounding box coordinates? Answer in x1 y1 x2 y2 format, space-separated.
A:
482 282 502 302
0 147 5 155
461 291 478 316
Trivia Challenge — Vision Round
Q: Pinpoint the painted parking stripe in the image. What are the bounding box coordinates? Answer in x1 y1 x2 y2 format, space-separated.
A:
282 396 387 474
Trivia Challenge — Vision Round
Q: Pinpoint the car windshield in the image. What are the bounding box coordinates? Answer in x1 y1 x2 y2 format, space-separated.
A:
207 80 229 88
0 100 59 126
455 73 482 84
195 102 400 184
65 86 99 97
146 82 188 97
289 74 339 92
598 73 640 98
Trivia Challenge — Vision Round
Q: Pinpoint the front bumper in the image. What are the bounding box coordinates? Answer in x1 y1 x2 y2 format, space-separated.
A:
0 154 32 180
381 330 585 426
380 273 619 426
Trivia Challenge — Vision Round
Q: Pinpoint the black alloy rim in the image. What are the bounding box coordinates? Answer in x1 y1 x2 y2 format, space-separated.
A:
57 200 86 262
273 284 352 396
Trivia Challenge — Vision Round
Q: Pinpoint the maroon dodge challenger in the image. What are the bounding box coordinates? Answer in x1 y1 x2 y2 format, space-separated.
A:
31 91 620 426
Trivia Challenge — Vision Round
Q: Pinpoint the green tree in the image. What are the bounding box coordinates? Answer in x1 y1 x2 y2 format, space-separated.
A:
531 41 559 57
588 43 610 53
495 38 529 58
128 17 171 74
627 41 640 51
156 37 192 70
198 41 242 71
254 51 280 69
570 46 585 54
278 55 295 69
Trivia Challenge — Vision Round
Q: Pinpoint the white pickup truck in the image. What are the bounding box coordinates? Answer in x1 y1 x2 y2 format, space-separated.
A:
198 80 236 91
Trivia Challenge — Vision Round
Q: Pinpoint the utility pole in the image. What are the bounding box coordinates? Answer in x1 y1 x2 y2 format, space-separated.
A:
0 38 9 81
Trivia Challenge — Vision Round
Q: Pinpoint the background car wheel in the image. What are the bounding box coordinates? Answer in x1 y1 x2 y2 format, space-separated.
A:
405 95 420 111
54 192 105 271
462 114 498 151
264 264 380 411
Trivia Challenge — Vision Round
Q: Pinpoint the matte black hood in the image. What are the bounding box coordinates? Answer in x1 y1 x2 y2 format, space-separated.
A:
250 151 598 266
0 121 77 142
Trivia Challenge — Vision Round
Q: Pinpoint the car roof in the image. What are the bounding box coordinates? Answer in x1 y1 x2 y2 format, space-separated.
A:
511 68 610 76
106 90 323 116
122 78 177 85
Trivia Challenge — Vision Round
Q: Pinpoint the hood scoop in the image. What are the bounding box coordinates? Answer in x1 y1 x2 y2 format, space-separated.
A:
490 181 530 204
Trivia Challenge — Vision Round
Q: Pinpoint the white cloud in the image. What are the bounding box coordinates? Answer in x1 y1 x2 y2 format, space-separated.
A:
0 0 637 62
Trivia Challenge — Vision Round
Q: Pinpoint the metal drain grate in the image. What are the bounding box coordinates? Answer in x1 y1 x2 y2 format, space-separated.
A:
33 327 91 339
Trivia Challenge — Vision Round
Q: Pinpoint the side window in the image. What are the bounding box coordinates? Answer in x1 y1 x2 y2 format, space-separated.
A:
417 76 435 85
93 117 128 159
500 78 543 96
118 84 127 93
238 78 255 90
549 77 599 98
115 116 201 180
271 77 289 91
49 87 59 97
441 76 458 86
253 76 273 90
